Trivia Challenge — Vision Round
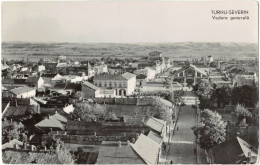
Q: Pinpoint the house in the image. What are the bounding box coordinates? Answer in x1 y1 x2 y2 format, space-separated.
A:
25 76 44 89
2 78 26 91
49 83 81 95
37 65 45 72
145 117 167 138
2 99 40 120
35 113 67 132
82 81 99 99
9 86 36 98
93 72 136 96
131 133 161 164
96 133 161 164
212 137 258 164
134 67 156 81
136 74 147 87
96 141 146 164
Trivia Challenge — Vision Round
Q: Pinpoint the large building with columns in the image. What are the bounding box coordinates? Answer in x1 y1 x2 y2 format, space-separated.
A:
93 72 136 96
171 63 207 86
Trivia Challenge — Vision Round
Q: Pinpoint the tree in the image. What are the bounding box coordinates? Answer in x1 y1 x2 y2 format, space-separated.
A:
69 103 107 122
231 85 258 108
197 79 213 98
153 99 173 124
192 109 227 163
2 120 25 143
234 104 252 126
210 86 231 107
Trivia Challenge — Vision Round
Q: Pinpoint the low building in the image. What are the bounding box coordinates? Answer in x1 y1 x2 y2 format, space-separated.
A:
9 86 36 98
25 76 44 89
134 67 156 81
96 133 161 164
171 63 207 86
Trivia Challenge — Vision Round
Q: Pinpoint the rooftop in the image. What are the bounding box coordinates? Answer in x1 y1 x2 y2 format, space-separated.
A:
96 141 145 164
10 86 35 95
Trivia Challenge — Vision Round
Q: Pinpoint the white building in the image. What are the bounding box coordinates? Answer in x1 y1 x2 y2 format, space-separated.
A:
10 86 36 98
37 65 46 72
93 72 136 96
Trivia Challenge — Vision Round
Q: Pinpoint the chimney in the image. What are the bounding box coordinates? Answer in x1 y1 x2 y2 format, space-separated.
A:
94 132 97 136
127 140 130 146
24 143 27 150
44 146 47 151
118 141 121 147
14 99 17 107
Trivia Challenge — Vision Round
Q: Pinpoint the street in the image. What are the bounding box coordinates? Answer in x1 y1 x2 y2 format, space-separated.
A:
166 105 207 164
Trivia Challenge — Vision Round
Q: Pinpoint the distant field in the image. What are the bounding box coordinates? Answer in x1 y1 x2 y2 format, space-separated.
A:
2 42 258 62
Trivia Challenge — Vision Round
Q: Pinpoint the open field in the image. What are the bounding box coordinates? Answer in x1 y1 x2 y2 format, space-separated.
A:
2 42 258 62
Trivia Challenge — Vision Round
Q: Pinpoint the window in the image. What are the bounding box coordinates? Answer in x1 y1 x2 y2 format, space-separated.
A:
179 72 183 77
109 82 112 87
104 83 107 87
95 83 97 86
114 82 117 87
119 83 122 88
99 83 102 87
124 82 127 87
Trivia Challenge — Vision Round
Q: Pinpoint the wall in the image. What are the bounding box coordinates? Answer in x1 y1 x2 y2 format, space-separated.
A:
17 90 36 98
127 77 136 95
82 84 96 99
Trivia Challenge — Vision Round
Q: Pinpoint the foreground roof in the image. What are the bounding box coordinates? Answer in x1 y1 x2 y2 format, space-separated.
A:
96 141 145 164
131 133 160 164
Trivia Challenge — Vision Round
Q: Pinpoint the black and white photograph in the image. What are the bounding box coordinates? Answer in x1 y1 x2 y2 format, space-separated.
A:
1 1 259 164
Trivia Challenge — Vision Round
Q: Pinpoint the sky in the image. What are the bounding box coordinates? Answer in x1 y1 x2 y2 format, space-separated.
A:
2 1 258 43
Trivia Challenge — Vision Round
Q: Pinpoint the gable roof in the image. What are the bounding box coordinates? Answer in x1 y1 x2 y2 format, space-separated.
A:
96 141 145 164
10 86 35 95
131 133 160 164
3 105 29 117
52 113 68 123
122 72 136 80
25 76 40 83
83 81 99 90
145 117 165 133
35 116 65 130
172 64 207 76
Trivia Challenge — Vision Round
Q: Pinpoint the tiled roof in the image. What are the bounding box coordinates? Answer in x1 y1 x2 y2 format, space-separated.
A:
83 81 99 90
131 133 161 164
52 83 81 90
25 76 40 83
35 116 65 130
96 141 145 164
3 105 29 117
10 86 35 95
94 74 126 81
145 117 165 133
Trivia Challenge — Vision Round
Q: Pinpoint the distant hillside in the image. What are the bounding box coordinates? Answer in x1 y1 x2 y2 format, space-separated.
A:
2 42 258 61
